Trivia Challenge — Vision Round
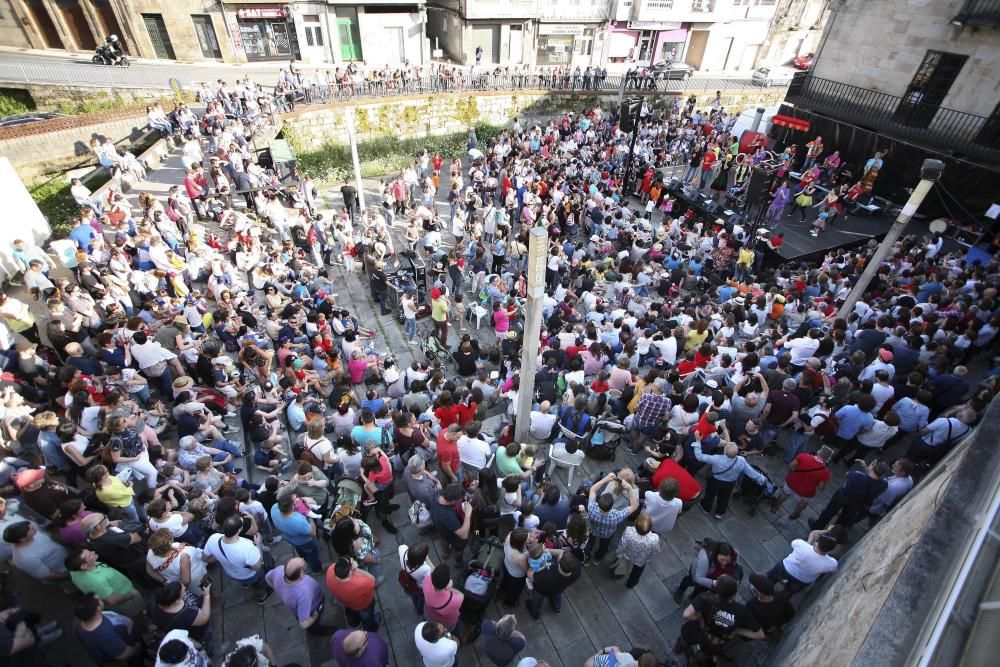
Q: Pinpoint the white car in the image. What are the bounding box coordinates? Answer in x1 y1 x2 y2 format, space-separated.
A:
751 66 795 87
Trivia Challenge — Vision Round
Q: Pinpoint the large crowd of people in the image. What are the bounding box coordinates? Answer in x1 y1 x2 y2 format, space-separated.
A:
1 67 997 667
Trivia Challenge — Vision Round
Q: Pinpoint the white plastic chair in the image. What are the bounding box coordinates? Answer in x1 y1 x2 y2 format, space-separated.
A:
547 443 583 488
471 304 490 329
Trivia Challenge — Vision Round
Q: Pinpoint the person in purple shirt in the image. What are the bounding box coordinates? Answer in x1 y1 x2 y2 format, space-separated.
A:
265 557 334 636
330 628 389 667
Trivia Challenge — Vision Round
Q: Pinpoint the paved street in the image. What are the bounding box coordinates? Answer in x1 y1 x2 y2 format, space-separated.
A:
2 128 869 667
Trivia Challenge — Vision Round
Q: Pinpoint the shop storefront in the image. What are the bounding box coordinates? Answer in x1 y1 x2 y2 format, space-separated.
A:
537 24 583 66
232 5 300 61
606 21 688 65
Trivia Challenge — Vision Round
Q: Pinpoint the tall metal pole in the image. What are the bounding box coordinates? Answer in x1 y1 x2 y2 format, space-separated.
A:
514 226 549 444
621 102 642 199
836 162 942 319
345 112 366 213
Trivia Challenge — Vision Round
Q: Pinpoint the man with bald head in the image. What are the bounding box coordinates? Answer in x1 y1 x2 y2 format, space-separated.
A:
691 436 770 519
330 627 388 667
265 556 335 636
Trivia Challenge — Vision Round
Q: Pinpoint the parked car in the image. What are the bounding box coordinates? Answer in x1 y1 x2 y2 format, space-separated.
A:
751 67 795 87
793 52 815 70
651 60 694 80
0 112 63 128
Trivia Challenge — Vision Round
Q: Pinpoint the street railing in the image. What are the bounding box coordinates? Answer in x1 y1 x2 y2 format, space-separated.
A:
0 57 767 98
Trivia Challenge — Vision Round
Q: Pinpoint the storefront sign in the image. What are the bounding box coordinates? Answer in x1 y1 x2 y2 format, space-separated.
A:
237 6 289 20
626 21 682 31
538 24 584 36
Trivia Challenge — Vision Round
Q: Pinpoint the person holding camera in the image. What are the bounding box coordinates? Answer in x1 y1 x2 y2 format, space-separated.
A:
585 472 639 565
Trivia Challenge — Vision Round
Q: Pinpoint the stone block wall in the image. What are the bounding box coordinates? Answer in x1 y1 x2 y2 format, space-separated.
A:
283 87 789 148
812 0 1000 117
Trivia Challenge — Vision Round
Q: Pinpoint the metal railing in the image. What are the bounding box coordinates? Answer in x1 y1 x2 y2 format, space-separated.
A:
271 72 764 109
952 0 1000 26
0 56 767 99
0 58 173 91
785 72 1000 164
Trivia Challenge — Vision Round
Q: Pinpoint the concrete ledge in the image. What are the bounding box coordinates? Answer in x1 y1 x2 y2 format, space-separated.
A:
769 399 1000 667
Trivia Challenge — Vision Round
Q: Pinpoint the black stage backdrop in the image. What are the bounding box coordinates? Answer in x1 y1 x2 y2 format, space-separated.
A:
770 104 1000 231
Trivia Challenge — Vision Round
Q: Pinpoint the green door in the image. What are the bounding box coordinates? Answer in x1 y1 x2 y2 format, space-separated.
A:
337 16 361 60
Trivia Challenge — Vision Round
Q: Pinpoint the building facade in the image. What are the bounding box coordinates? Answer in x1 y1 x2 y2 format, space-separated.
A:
604 0 781 71
2 0 426 65
426 0 536 65
535 0 609 67
758 0 828 66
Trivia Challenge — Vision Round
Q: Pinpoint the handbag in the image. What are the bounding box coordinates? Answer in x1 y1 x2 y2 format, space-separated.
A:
397 548 421 594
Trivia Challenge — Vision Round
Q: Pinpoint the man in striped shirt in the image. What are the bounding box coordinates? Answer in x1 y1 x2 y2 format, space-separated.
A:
692 438 770 519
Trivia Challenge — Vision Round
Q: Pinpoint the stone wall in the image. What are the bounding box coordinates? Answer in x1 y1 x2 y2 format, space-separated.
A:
813 0 1000 117
283 87 790 148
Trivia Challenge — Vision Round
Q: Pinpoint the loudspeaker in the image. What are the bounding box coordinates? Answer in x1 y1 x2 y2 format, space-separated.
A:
746 166 773 206
620 97 642 133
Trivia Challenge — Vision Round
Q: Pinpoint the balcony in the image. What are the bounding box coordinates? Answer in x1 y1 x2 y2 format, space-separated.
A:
785 72 1000 165
952 0 1000 27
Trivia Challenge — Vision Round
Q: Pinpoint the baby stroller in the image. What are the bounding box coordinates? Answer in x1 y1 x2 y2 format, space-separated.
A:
583 418 628 461
420 327 450 365
458 535 504 643
735 463 776 517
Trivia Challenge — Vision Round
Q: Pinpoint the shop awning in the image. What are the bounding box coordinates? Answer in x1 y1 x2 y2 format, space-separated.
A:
770 114 811 132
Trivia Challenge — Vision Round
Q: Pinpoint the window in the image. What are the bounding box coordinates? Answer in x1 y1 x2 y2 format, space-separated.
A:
574 27 594 56
303 15 323 47
754 0 777 5
904 50 968 107
646 0 674 8
692 0 715 11
733 0 751 5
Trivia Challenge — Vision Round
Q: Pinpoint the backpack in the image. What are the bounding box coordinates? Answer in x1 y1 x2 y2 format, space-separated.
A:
814 412 839 437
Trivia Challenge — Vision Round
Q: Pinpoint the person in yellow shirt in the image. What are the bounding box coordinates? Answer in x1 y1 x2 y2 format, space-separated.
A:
430 287 450 344
87 464 138 523
735 245 755 282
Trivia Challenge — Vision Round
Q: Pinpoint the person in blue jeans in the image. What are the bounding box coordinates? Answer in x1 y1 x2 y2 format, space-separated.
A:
270 493 324 574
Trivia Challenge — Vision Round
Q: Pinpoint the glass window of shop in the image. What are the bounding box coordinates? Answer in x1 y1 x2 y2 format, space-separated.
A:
237 14 300 60
659 40 684 62
538 35 574 65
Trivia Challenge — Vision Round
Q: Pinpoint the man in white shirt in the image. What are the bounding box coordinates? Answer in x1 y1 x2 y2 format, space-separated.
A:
202 515 273 604
457 421 492 469
643 477 683 534
766 536 838 591
777 329 822 367
415 620 459 667
529 400 559 441
69 177 104 215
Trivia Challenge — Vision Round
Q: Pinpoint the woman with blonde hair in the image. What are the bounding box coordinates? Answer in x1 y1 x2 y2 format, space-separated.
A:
145 527 208 588
608 511 660 588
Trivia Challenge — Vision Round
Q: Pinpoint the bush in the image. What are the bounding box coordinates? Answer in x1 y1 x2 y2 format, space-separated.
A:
0 89 36 117
29 180 78 238
291 123 505 186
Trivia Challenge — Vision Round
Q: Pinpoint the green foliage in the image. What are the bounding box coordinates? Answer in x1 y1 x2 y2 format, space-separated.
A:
0 89 36 117
29 180 78 238
289 122 504 186
54 91 127 115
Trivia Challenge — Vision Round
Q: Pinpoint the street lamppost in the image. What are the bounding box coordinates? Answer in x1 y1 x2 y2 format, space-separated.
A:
836 158 944 319
514 226 549 444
